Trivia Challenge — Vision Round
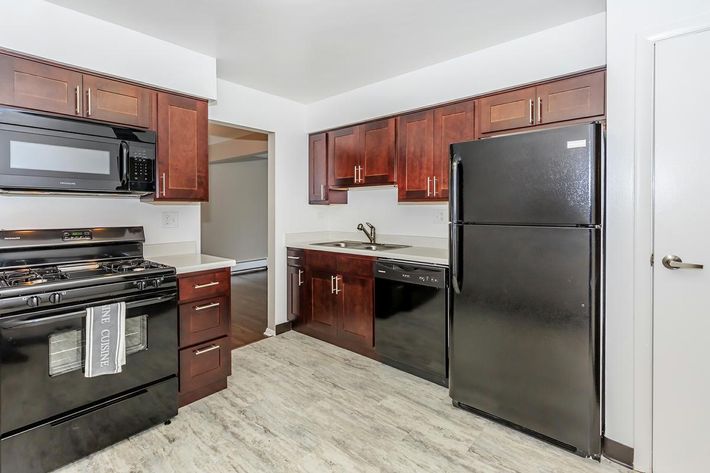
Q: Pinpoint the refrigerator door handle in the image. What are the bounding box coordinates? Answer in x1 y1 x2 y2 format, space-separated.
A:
450 154 462 223
451 224 463 294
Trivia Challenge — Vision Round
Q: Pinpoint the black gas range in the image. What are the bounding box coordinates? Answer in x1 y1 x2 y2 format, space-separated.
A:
0 227 178 473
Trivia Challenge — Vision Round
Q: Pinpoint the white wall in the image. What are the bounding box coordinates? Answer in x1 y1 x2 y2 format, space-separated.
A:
0 196 200 245
606 1 710 470
326 188 447 237
307 13 606 131
209 79 327 329
201 158 268 262
0 0 216 99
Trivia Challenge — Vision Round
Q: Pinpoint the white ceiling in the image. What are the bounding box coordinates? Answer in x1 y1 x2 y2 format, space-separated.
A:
47 0 605 103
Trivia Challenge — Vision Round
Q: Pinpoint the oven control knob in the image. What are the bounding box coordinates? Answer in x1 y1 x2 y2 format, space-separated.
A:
153 277 163 288
26 296 40 307
49 293 62 304
135 281 147 291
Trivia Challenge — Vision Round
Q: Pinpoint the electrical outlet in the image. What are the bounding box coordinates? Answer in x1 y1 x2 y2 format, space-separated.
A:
161 211 178 228
435 209 448 224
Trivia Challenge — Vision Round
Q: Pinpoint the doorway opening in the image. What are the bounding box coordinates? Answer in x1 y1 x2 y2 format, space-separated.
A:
202 122 269 349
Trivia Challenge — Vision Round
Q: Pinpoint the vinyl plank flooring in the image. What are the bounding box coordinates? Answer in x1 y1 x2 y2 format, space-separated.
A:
57 332 630 473
230 270 268 349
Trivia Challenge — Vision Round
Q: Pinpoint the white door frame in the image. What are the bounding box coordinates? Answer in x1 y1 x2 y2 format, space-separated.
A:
633 12 710 472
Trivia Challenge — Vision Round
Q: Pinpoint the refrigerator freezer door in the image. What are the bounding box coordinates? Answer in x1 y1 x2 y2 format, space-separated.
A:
450 123 601 226
449 224 600 456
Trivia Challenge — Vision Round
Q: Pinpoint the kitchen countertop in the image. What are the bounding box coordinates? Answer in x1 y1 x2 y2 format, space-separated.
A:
148 253 236 275
143 241 236 274
286 232 448 266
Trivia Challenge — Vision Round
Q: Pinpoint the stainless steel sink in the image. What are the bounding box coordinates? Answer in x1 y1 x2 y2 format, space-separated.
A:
313 240 410 251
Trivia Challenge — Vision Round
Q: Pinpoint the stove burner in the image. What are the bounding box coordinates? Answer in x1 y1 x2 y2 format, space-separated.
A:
0 267 67 288
99 259 167 274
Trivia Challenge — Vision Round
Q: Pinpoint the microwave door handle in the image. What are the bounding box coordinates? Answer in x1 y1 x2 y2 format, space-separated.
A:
119 141 129 186
0 294 176 329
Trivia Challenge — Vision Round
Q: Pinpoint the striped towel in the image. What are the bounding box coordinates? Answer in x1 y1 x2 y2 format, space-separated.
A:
84 302 126 377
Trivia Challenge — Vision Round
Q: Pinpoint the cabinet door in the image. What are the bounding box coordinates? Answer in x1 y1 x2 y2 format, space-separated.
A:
536 71 605 125
0 55 82 116
360 118 395 185
478 87 535 134
338 274 374 349
329 126 360 187
397 110 434 202
309 133 329 204
83 75 154 128
287 264 304 322
156 93 208 201
433 101 474 201
308 270 339 339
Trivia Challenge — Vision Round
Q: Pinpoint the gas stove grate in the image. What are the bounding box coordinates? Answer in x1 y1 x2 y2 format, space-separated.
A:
0 267 68 287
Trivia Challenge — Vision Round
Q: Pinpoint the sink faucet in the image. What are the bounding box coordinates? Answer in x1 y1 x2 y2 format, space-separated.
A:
357 222 376 244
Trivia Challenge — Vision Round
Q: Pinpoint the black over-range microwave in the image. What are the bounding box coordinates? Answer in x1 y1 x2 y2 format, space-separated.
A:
0 108 156 195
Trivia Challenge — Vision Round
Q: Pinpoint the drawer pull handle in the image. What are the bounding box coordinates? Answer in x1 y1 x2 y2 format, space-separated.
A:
194 344 220 356
287 256 301 260
194 302 220 311
194 281 219 289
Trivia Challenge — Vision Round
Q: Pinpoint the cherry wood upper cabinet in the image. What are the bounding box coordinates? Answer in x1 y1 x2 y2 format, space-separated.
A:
309 133 329 204
477 87 535 134
360 118 396 185
397 110 434 202
329 126 360 187
83 75 154 128
155 93 208 201
0 55 83 117
536 70 605 125
432 101 475 201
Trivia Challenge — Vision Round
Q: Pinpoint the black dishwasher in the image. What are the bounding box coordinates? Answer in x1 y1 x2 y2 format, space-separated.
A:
374 259 448 386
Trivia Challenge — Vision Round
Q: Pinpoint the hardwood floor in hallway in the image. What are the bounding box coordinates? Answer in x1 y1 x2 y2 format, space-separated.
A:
230 269 268 349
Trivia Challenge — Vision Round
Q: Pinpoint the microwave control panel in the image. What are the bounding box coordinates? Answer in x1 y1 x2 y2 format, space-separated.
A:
128 157 154 183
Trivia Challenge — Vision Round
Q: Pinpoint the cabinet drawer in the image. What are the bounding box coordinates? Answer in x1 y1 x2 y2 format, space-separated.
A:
287 248 305 268
337 254 373 278
178 268 230 303
179 296 229 347
179 336 230 394
306 249 337 273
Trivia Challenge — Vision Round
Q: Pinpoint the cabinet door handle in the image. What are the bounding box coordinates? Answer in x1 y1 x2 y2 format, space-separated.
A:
330 275 335 294
320 184 324 200
528 99 533 125
161 172 166 196
537 96 542 123
433 176 437 197
298 269 303 286
194 302 220 311
426 176 431 197
358 165 363 183
194 344 220 356
287 255 301 260
194 281 219 289
75 86 81 115
86 88 92 116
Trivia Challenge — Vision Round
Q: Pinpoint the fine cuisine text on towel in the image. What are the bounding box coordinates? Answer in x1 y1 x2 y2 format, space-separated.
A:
85 302 126 377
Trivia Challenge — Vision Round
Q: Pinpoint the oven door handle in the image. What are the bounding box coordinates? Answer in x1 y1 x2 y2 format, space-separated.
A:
0 294 176 329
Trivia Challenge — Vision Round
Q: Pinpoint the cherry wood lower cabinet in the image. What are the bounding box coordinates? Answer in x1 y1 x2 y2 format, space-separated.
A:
293 249 375 356
177 267 231 407
287 248 305 322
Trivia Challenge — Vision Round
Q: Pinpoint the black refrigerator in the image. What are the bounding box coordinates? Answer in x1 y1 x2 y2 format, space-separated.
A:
449 123 602 458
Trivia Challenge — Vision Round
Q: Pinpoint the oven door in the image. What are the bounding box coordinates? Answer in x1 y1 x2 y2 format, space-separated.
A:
0 290 177 435
0 124 125 193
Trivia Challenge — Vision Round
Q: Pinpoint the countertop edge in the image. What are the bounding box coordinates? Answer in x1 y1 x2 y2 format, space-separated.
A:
286 242 448 266
146 253 237 275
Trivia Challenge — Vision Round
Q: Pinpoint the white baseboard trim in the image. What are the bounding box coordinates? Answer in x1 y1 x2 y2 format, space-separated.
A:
263 328 275 337
231 258 267 273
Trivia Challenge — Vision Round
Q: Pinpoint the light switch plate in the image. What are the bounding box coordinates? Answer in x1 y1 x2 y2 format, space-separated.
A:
161 211 179 228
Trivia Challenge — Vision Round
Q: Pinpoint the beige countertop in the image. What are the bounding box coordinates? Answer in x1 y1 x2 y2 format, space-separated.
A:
143 242 236 274
285 232 448 266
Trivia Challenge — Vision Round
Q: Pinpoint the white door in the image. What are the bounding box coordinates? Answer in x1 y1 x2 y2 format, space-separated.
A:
654 28 710 472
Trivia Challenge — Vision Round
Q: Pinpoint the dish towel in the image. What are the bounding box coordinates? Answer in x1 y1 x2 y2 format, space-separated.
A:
84 302 126 377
